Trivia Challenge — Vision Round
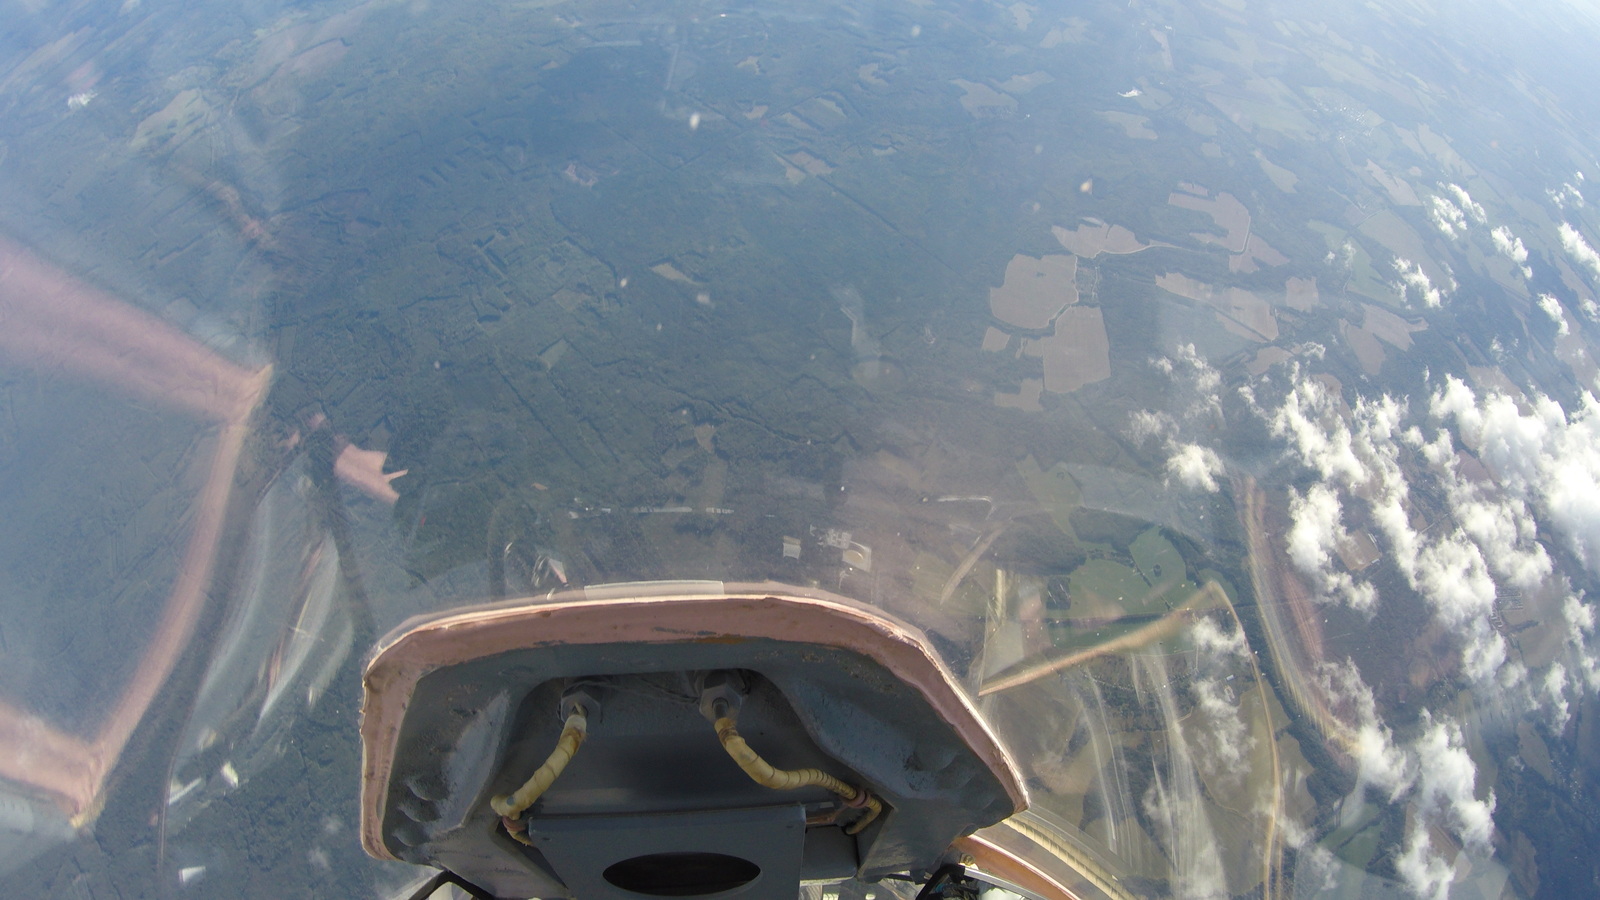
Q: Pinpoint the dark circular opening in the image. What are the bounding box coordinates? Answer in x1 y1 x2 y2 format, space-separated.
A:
603 852 762 897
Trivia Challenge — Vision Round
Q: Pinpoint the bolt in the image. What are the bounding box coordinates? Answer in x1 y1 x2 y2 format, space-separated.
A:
697 670 748 722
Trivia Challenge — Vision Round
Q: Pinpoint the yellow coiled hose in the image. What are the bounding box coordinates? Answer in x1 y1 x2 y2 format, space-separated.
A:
713 716 883 834
488 706 882 842
491 708 588 821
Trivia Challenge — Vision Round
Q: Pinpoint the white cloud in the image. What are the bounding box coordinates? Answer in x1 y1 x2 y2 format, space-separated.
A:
1568 592 1596 633
1427 195 1466 240
1543 663 1571 728
1318 666 1492 900
1264 373 1526 680
1314 659 1503 900
1190 617 1247 657
1269 367 1600 768
1411 538 1505 680
1319 660 1412 797
1260 370 1600 705
1287 483 1343 574
1414 525 1497 624
1447 184 1486 223
1286 483 1377 613
1150 343 1223 424
1163 343 1221 411
1396 828 1456 900
1143 346 1229 492
1433 377 1600 577
1558 222 1600 279
1537 293 1571 336
1438 475 1550 591
1411 712 1496 846
1270 384 1417 583
1128 409 1174 443
1393 257 1445 307
1563 593 1600 692
1549 182 1585 209
1245 250 1600 897
1279 822 1340 894
1394 713 1497 900
1192 677 1254 776
1267 372 1370 486
1491 226 1529 264
1166 442 1223 492
1491 225 1533 279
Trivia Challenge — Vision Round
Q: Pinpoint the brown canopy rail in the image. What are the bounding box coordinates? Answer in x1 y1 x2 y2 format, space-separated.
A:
359 582 1043 900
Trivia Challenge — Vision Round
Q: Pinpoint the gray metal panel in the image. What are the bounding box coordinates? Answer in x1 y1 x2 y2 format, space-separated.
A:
529 805 806 900
373 607 1017 896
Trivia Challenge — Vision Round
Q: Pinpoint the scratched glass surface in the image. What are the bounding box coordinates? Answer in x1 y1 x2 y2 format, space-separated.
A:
1 0 1598 897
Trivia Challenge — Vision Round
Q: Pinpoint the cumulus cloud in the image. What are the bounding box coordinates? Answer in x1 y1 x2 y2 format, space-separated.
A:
1319 660 1412 797
1269 374 1600 688
1319 660 1496 900
1396 832 1455 900
1128 409 1174 443
1563 593 1600 694
1276 814 1341 895
1166 442 1224 492
1266 372 1370 486
1140 345 1229 492
1184 614 1254 784
1263 371 1600 686
1268 383 1420 600
1436 472 1550 591
1427 185 1485 241
1141 769 1229 900
1393 257 1446 307
1542 662 1570 728
1537 293 1570 336
1395 712 1497 899
1427 194 1467 240
1264 371 1529 681
1286 483 1377 612
1191 677 1254 776
1566 592 1595 632
1412 713 1496 845
1153 343 1222 417
1491 226 1529 264
1491 225 1533 279
1190 617 1248 657
1326 239 1356 269
1558 222 1600 279
1287 483 1343 574
1447 184 1486 223
1549 181 1584 210
1411 537 1505 680
1433 377 1600 576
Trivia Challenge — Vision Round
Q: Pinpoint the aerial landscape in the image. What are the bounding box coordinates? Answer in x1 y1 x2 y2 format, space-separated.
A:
3 0 1600 896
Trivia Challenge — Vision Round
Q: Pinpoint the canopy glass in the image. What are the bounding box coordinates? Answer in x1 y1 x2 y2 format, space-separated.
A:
1 0 1597 897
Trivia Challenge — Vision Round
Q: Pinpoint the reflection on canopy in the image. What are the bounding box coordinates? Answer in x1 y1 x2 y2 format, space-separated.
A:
0 238 403 828
0 236 269 825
